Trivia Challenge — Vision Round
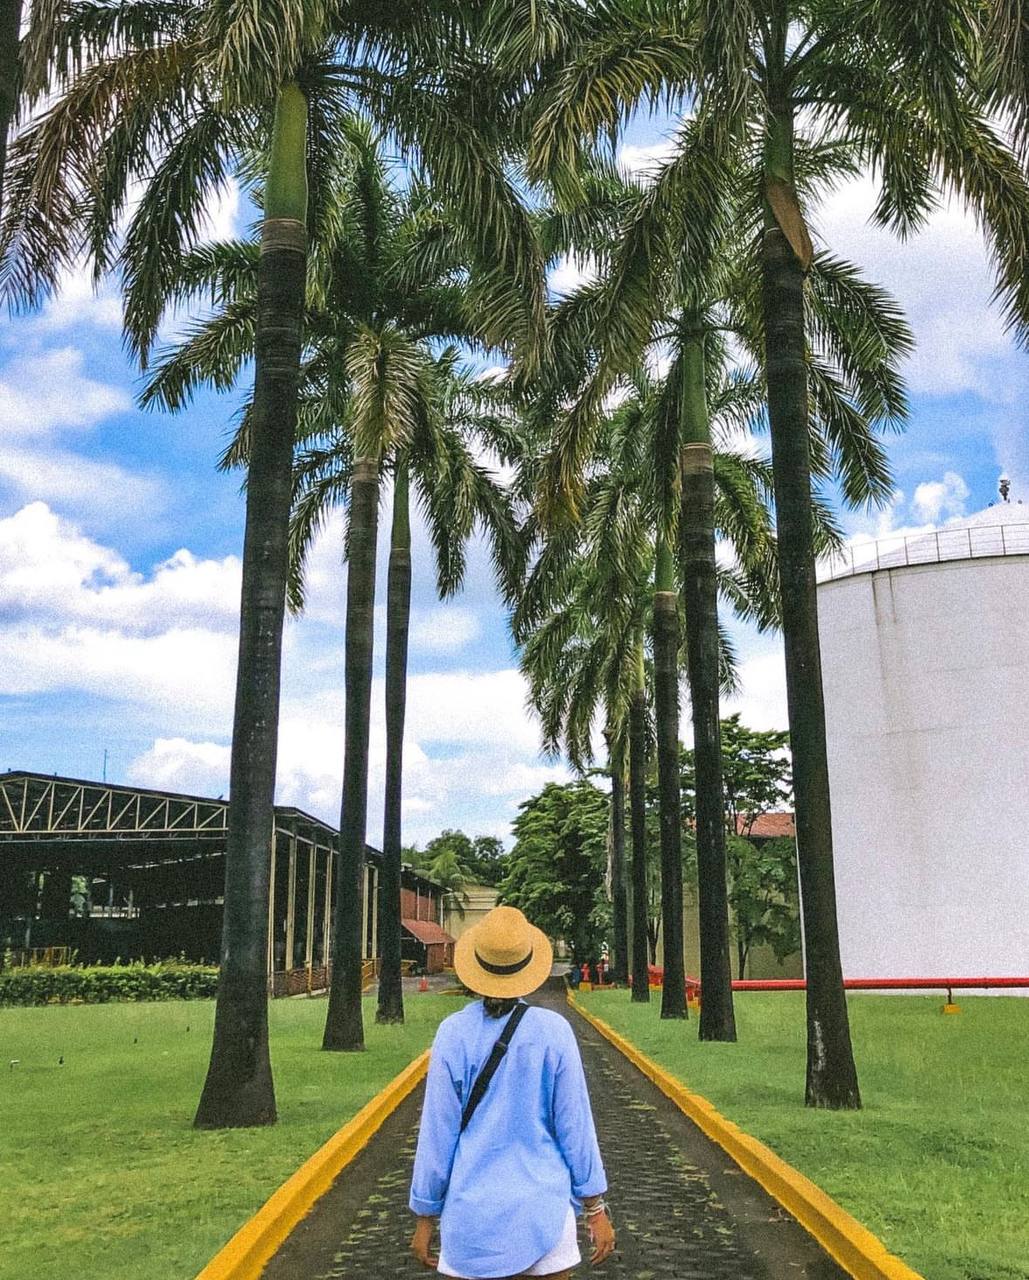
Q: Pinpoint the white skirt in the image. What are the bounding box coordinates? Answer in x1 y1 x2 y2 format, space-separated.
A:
438 1205 581 1277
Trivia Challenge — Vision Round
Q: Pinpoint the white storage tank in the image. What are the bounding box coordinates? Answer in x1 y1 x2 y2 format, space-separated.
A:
817 497 1029 982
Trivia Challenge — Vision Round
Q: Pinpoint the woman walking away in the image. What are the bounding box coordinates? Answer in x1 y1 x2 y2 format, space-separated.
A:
409 906 616 1278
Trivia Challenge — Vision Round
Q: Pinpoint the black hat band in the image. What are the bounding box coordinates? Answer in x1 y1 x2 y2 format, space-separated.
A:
475 947 533 976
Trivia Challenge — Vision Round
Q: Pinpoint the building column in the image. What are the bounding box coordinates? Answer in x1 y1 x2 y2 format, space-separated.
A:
323 848 333 968
266 824 277 981
370 864 378 963
305 840 316 986
285 832 297 970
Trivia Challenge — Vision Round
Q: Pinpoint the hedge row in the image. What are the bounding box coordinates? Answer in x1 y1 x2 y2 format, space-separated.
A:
0 961 219 1006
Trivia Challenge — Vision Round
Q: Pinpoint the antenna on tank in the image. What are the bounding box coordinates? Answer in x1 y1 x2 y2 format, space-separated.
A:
999 474 1011 503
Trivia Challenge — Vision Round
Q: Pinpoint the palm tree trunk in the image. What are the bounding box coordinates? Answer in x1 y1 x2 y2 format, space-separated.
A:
654 534 686 1019
679 334 737 1042
608 735 629 985
0 0 22 226
323 454 380 1051
763 83 860 1109
377 458 410 1025
628 643 650 1002
194 83 308 1129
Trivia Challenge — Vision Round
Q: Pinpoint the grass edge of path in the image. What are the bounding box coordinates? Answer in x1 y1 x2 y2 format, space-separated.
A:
0 993 460 1280
579 988 1029 1280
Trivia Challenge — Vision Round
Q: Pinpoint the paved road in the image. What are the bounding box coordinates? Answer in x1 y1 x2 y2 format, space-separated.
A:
265 986 846 1280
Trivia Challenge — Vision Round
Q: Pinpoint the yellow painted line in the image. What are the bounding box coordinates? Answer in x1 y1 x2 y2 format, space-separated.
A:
195 1049 429 1280
568 994 924 1280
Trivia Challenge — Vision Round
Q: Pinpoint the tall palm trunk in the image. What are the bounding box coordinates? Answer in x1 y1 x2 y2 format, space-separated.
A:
323 453 381 1051
763 75 860 1108
679 333 737 1042
0 0 21 226
653 534 686 1019
608 734 629 985
195 83 308 1128
377 458 410 1025
628 643 650 1002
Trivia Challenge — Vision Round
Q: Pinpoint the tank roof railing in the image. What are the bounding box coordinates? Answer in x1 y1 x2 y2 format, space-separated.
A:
819 521 1029 582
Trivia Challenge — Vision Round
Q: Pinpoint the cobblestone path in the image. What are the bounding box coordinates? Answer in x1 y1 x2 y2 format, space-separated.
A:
265 989 845 1280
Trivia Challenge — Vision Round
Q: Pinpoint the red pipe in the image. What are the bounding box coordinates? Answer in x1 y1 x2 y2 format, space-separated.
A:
649 973 1029 995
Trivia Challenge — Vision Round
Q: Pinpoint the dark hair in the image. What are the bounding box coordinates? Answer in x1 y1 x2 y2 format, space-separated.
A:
483 995 519 1018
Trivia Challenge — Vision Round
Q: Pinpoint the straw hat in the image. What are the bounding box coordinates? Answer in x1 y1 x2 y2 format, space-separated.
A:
453 905 553 998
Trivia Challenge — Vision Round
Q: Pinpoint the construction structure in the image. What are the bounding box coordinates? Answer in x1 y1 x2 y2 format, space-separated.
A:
0 771 452 991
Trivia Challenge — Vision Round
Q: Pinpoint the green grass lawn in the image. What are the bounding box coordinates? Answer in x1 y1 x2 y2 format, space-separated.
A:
0 993 459 1280
585 989 1029 1280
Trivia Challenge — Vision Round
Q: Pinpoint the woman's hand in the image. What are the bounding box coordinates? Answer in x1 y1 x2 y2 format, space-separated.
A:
410 1216 439 1269
587 1208 615 1265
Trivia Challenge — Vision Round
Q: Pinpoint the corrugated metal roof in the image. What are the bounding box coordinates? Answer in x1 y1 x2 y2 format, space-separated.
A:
402 918 455 946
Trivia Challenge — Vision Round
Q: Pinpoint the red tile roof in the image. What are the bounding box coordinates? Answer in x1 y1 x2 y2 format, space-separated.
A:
401 918 455 946
737 812 796 839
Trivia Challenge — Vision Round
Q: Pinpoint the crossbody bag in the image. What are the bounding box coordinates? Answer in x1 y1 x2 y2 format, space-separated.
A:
459 1001 530 1132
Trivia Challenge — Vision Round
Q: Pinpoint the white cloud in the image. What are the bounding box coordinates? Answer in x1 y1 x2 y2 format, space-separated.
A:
200 180 241 244
618 139 680 181
124 664 563 846
30 264 123 334
0 503 566 845
409 606 480 653
0 347 129 439
0 345 167 526
0 445 165 522
723 647 789 733
127 738 231 796
911 470 970 523
548 253 597 298
815 177 1017 400
0 503 239 731
0 502 240 632
0 622 237 727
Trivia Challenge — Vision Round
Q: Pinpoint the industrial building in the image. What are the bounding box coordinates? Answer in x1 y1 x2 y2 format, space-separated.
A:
0 771 453 989
818 497 1029 983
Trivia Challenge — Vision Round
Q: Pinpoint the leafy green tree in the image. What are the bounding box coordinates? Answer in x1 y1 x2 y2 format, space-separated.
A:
720 716 792 841
681 716 798 979
417 832 510 888
467 836 509 888
726 836 801 979
499 782 610 966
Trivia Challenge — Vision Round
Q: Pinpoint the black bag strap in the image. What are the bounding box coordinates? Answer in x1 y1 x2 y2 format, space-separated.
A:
460 1001 530 1132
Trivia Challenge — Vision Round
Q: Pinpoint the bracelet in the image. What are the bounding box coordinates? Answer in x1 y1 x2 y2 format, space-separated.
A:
584 1199 608 1218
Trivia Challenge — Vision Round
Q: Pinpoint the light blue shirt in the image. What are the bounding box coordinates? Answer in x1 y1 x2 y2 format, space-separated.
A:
409 1000 607 1278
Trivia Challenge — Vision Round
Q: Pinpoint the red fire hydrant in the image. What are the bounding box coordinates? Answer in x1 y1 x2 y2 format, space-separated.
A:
418 974 429 993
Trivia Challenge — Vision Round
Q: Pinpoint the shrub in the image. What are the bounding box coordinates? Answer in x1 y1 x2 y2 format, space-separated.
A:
0 960 219 1006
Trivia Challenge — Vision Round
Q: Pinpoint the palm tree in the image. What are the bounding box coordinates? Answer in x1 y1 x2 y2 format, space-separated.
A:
4 2 543 1119
144 123 524 1042
0 0 21 224
521 2 1019 1101
288 362 523 1036
601 726 629 985
517 514 653 1002
422 844 474 922
543 144 911 1046
380 454 412 1023
517 376 783 1010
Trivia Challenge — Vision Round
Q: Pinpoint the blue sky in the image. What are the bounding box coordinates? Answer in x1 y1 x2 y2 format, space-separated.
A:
2 125 1027 848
